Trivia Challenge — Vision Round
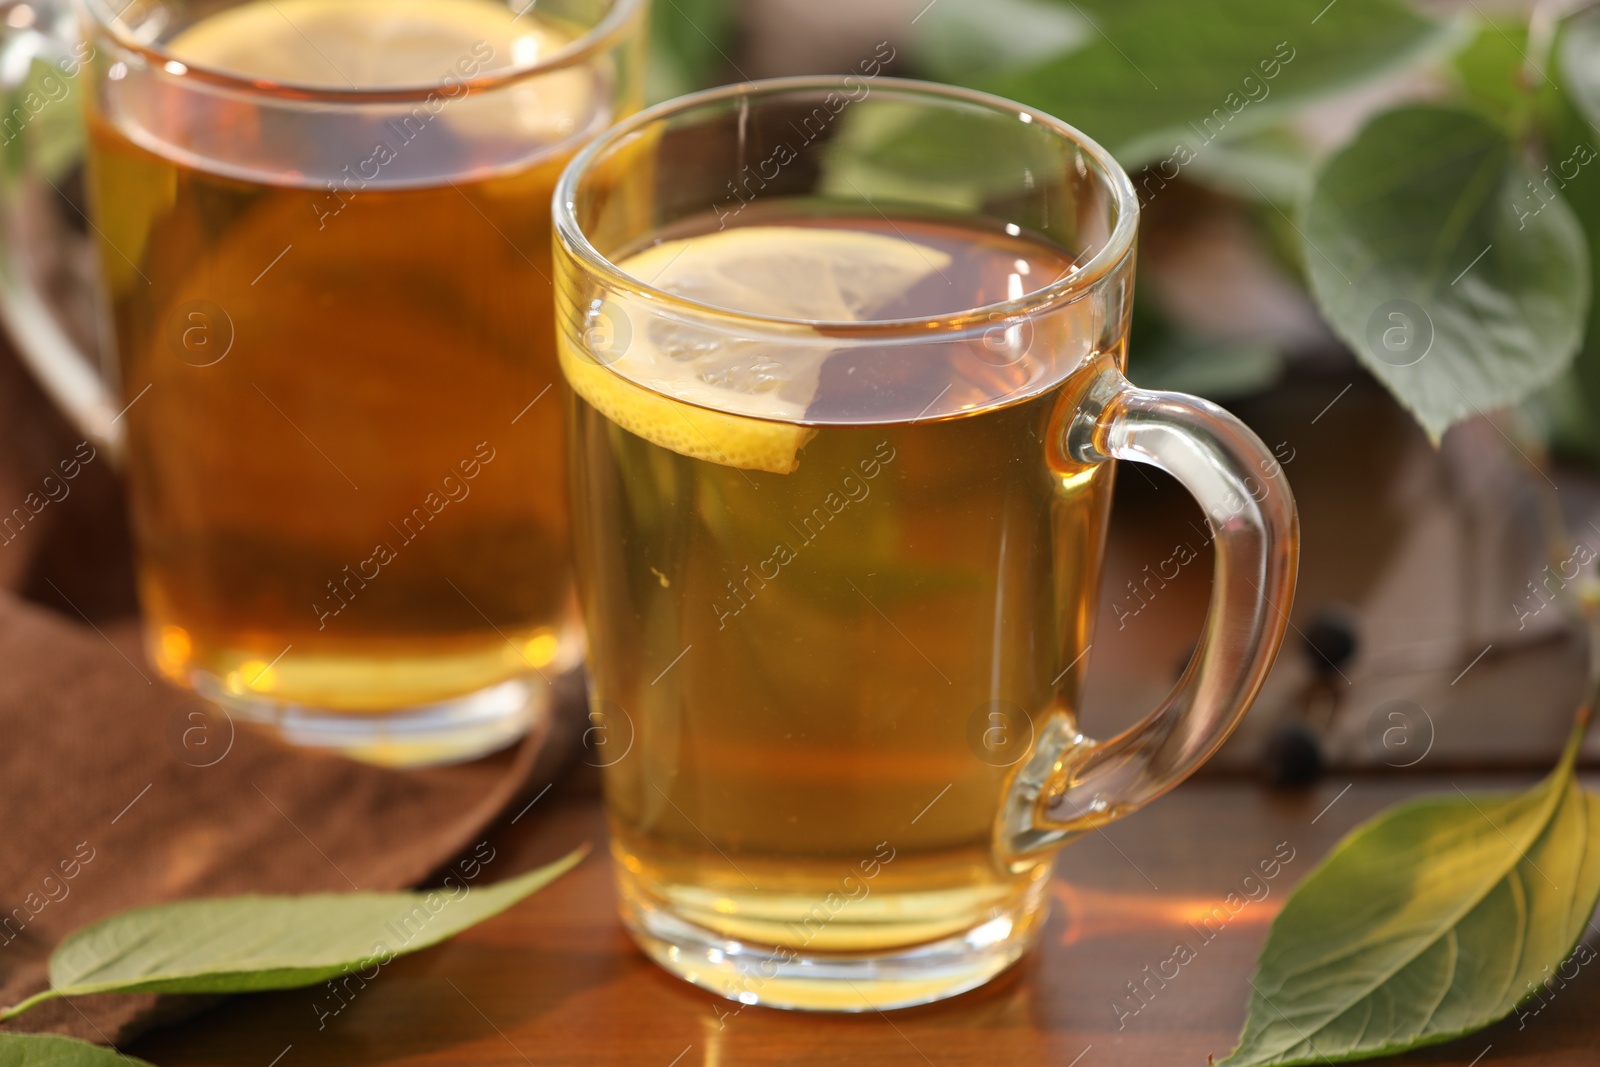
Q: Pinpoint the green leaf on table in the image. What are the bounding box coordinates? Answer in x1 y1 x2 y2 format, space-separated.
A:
914 0 1456 168
0 1033 150 1067
1217 721 1600 1067
1302 105 1590 441
0 848 585 1022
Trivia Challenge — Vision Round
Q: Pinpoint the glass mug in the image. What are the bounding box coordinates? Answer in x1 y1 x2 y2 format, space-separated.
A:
0 0 646 765
555 77 1300 1010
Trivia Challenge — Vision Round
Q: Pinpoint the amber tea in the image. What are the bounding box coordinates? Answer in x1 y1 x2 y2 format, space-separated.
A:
565 206 1115 1008
84 0 642 762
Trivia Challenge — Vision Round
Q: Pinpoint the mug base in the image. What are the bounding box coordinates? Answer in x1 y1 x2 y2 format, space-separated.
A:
619 877 1049 1011
194 674 544 767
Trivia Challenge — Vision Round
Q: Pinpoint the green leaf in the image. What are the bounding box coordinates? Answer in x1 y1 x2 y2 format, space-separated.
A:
0 1033 150 1067
1547 9 1600 463
1559 8 1600 134
1180 126 1317 206
1 57 87 183
1127 289 1285 398
0 849 585 1021
1450 19 1530 127
647 0 734 103
820 99 1071 212
915 0 1456 167
1302 105 1589 440
912 0 1090 83
1128 334 1283 399
1217 721 1600 1066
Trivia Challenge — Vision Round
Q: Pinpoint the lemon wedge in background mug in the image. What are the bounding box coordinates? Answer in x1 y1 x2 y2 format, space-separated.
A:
166 0 554 86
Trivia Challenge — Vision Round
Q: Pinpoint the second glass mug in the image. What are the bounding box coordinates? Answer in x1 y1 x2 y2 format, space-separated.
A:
555 78 1300 1009
0 0 646 764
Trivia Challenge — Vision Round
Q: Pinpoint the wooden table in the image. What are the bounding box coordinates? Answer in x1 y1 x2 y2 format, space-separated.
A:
129 766 1599 1067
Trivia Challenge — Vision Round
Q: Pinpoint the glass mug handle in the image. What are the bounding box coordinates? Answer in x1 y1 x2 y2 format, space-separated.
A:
0 0 121 454
999 362 1300 869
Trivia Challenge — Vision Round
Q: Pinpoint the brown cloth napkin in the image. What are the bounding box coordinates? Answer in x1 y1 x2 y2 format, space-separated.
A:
0 340 580 1043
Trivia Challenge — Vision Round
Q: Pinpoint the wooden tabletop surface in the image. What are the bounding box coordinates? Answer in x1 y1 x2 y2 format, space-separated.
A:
127 766 1599 1067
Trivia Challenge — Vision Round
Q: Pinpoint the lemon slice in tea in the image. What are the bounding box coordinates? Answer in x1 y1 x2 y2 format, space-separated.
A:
166 0 596 144
560 226 952 474
167 0 548 87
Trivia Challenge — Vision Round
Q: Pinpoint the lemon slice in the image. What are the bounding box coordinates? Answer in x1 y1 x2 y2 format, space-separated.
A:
560 227 952 474
168 0 596 148
623 226 952 323
168 0 544 87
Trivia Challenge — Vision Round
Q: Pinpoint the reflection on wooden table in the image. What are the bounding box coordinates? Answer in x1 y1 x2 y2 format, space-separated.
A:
131 767 1598 1067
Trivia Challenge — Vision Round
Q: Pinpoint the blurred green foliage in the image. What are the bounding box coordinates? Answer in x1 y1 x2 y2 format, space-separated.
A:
647 0 734 102
894 0 1600 451
917 0 1450 168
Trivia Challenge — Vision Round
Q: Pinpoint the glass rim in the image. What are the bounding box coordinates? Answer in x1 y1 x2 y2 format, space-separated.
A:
552 75 1141 336
77 0 645 104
